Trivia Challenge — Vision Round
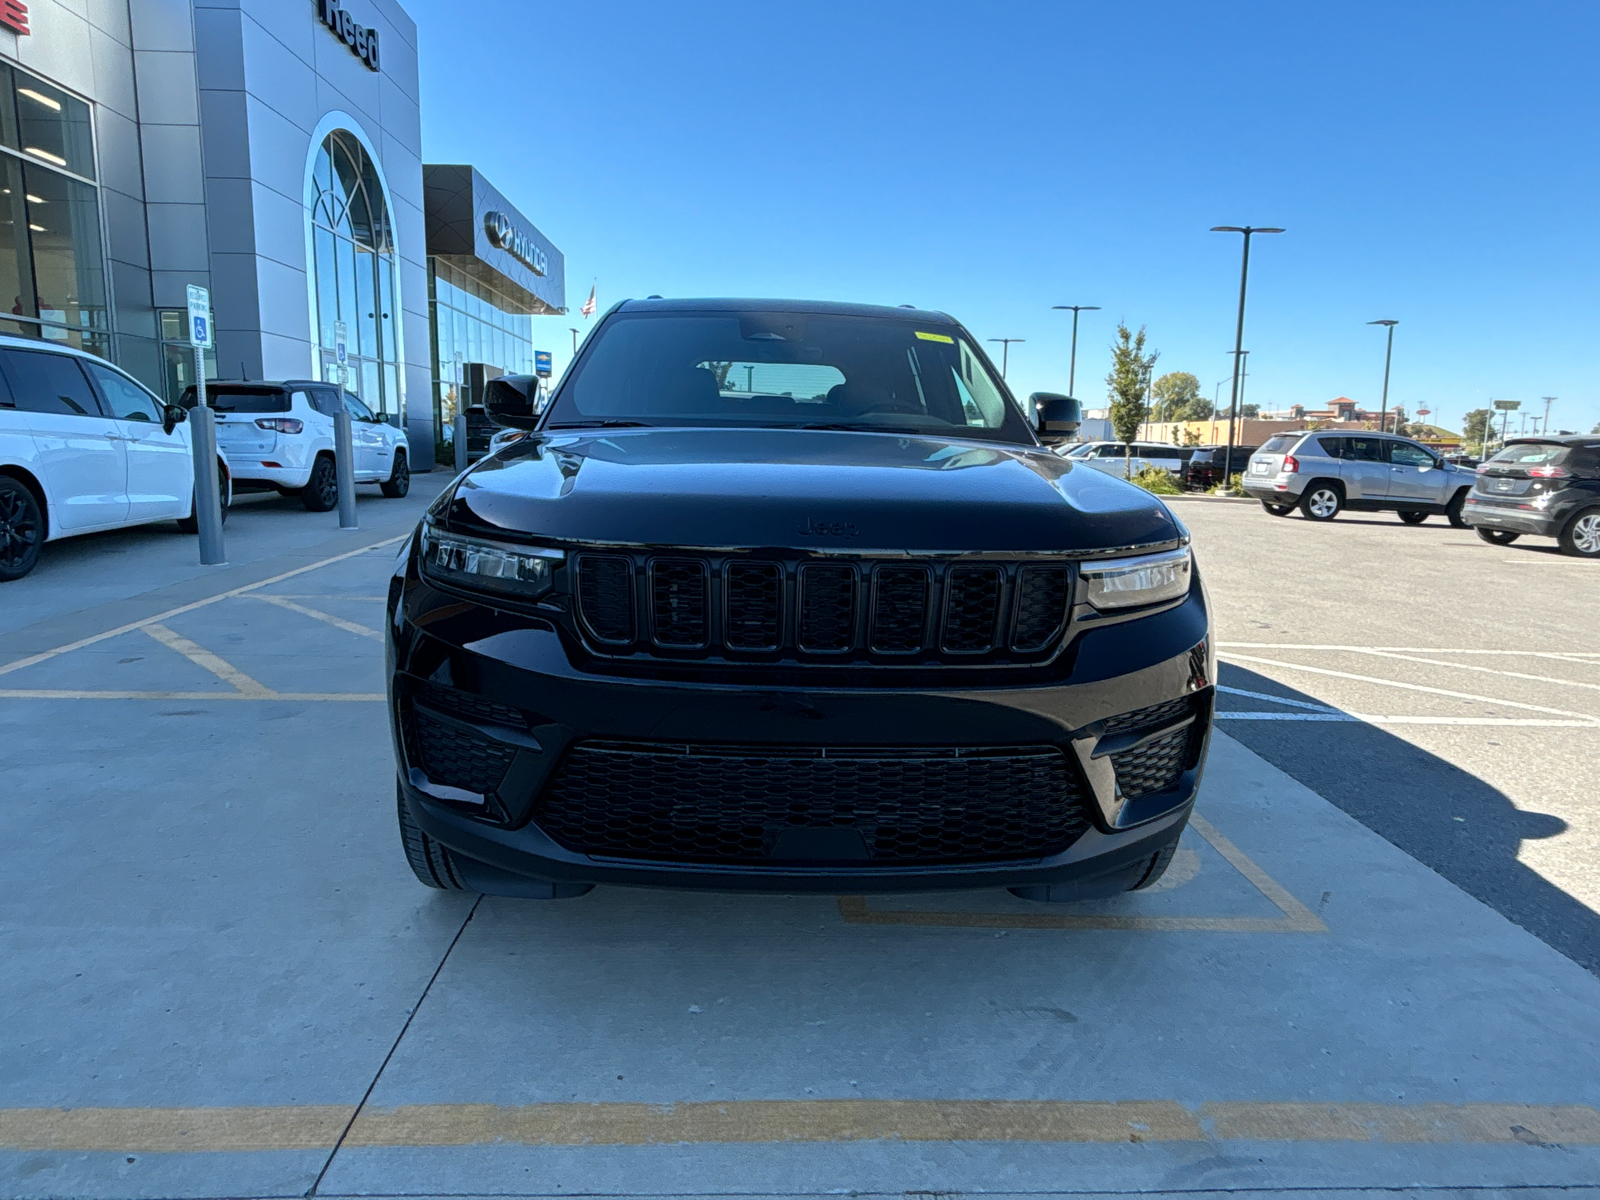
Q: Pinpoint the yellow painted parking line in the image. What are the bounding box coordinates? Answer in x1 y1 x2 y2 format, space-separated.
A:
247 592 383 639
0 690 384 701
142 623 275 696
0 1105 350 1152
0 535 406 679
837 812 1326 933
3 1101 1597 1152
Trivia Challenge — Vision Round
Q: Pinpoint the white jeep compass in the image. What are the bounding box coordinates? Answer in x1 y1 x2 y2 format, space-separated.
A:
182 380 410 511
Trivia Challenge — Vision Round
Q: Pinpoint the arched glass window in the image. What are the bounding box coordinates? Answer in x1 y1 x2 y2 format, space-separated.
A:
306 131 400 420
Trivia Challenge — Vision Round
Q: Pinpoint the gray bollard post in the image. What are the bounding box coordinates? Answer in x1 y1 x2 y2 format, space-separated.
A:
334 408 358 529
454 411 468 473
189 357 226 565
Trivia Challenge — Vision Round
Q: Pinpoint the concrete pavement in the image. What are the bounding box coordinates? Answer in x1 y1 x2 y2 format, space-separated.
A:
3 484 1599 1199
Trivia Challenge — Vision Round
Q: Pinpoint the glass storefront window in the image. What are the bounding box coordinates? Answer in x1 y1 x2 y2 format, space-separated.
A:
306 130 402 423
25 163 106 340
0 64 131 380
426 256 539 465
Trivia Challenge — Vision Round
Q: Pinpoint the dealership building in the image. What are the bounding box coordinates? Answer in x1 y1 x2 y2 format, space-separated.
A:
0 0 564 467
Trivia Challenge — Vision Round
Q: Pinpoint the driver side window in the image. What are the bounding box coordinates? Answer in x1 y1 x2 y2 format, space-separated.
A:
343 393 376 423
1390 441 1435 467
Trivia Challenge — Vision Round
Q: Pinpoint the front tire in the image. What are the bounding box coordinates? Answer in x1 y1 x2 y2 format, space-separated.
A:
1446 489 1470 528
0 476 44 581
1299 483 1342 521
380 449 410 498
1397 511 1428 525
1477 528 1520 545
1559 508 1600 558
397 781 470 890
1261 501 1294 517
302 454 339 512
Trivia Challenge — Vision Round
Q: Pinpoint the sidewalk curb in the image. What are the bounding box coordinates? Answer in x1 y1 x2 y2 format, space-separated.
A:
1165 494 1260 505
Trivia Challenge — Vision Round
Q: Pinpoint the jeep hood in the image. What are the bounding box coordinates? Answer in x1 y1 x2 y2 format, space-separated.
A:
442 428 1183 553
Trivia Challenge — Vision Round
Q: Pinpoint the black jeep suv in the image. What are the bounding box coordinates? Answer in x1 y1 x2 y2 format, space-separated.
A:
386 299 1214 901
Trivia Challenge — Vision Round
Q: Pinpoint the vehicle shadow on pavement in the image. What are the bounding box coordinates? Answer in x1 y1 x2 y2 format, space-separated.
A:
1216 664 1594 975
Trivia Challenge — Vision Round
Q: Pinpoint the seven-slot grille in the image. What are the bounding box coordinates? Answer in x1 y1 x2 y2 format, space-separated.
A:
574 552 1073 662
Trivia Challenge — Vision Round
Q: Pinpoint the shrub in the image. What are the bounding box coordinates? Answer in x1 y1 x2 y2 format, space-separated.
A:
1131 466 1181 495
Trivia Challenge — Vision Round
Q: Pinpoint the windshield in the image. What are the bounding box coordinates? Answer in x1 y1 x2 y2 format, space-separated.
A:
180 385 290 413
1257 434 1300 454
543 311 1033 443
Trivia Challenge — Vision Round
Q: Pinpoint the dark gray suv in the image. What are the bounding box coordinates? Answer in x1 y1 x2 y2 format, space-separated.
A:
1243 431 1477 525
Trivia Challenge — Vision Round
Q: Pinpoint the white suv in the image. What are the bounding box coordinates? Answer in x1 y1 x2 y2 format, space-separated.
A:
1 336 233 582
184 380 410 511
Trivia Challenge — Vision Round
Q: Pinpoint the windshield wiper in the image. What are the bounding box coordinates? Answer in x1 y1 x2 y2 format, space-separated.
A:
545 420 652 429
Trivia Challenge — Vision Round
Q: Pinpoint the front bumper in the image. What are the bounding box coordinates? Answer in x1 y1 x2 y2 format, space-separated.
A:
385 560 1215 895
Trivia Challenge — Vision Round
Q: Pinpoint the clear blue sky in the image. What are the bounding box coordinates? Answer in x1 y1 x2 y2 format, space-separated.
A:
410 0 1599 437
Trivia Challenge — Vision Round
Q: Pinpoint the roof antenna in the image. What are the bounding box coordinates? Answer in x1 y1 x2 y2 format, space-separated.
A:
240 360 247 381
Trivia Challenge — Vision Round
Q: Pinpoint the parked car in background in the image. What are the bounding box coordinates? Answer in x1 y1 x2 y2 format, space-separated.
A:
1463 436 1600 558
1059 440 1187 479
1241 430 1476 524
1 337 233 581
181 381 410 510
1182 445 1258 491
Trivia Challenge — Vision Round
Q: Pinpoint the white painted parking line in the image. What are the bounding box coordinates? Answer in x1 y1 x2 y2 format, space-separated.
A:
0 689 384 701
1222 653 1599 721
1220 642 1600 660
1250 646 1600 695
1217 684 1340 712
247 593 383 639
0 535 406 679
1218 712 1598 727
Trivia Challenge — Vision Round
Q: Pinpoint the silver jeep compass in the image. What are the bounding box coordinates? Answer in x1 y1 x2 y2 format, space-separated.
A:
1241 430 1477 525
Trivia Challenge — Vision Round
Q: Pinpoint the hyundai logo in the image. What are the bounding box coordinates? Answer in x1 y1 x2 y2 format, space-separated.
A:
484 211 548 276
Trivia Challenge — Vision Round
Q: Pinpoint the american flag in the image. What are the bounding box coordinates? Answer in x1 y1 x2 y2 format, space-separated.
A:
580 285 596 318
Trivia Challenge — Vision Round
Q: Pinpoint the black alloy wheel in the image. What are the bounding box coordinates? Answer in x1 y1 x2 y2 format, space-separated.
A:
1397 511 1429 525
380 449 410 498
1299 484 1342 521
1559 508 1600 559
1476 528 1520 545
0 476 44 581
302 454 339 512
1261 501 1295 517
1446 489 1470 528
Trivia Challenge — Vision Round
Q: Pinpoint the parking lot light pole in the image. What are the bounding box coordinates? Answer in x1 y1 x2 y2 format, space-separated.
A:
1051 305 1100 396
1212 226 1283 485
987 338 1024 379
1368 320 1399 433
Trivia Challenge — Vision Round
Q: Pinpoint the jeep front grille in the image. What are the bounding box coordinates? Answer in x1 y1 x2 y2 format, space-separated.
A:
572 551 1075 664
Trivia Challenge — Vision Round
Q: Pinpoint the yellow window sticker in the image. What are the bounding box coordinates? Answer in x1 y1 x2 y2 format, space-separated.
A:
914 331 954 343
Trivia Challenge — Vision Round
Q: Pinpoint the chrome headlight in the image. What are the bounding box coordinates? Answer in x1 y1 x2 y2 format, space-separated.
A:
419 524 562 601
1081 547 1192 611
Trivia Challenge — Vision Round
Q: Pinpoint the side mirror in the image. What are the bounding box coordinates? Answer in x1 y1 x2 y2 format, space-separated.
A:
1030 392 1081 444
162 404 188 435
483 375 542 431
